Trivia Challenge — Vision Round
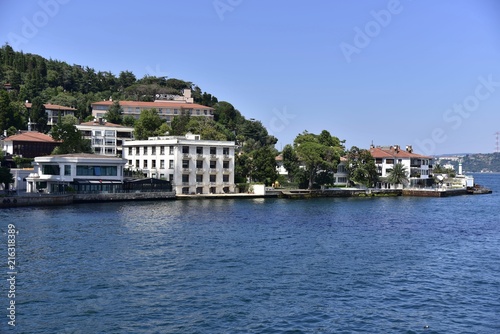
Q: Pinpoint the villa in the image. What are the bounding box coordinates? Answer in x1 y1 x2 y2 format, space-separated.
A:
26 153 127 194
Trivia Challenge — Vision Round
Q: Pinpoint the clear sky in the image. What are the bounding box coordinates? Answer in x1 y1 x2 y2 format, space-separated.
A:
1 0 500 155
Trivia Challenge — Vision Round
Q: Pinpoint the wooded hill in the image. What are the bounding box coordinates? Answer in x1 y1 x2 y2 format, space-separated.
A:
0 44 281 184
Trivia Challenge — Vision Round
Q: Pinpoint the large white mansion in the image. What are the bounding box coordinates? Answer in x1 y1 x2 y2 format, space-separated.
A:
122 134 236 195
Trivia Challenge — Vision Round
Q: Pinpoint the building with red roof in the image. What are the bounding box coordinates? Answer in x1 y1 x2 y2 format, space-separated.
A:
2 131 60 158
25 103 77 126
91 90 214 123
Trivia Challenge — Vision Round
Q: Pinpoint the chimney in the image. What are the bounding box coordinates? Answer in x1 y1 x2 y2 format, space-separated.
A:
406 145 413 153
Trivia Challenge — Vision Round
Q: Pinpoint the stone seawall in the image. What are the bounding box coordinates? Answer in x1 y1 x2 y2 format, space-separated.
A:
281 189 402 198
74 192 176 203
0 194 74 208
402 188 468 197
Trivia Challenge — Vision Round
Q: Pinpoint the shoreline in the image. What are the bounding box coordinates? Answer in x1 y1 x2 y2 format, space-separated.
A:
0 186 491 208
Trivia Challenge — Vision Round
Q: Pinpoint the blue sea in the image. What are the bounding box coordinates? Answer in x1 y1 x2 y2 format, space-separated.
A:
1 174 500 333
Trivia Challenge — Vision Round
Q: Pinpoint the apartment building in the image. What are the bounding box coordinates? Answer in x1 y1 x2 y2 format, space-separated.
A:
123 134 236 194
91 90 214 123
76 119 134 156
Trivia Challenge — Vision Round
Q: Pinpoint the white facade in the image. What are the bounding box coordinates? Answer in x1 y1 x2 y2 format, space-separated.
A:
76 120 134 156
26 154 127 194
123 134 236 194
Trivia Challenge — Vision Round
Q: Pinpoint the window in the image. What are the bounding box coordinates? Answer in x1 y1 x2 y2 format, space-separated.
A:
144 160 148 168
76 166 117 176
64 165 71 176
210 160 216 169
105 130 115 137
152 160 156 168
152 147 156 155
196 146 203 154
105 148 115 155
143 146 148 155
160 160 165 169
375 158 382 164
196 175 203 183
169 146 174 155
182 146 189 154
42 165 60 175
196 160 203 169
160 146 165 155
210 174 216 183
223 147 229 155
182 187 189 194
169 174 173 181
210 147 216 155
223 175 229 182
386 159 394 164
128 147 132 155
174 109 178 115
182 174 189 183
398 159 402 164
128 160 132 166
93 130 102 136
136 147 140 155
136 160 139 167
223 161 229 169
182 160 189 168
169 160 174 169
105 138 115 146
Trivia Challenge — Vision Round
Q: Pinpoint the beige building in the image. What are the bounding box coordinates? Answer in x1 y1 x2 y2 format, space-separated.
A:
91 90 214 123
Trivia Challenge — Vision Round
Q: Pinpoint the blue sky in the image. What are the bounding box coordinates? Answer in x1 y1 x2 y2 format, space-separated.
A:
1 0 500 155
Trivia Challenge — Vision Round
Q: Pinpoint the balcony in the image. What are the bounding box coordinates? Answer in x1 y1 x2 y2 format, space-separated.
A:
223 154 230 159
182 168 191 173
209 169 217 174
210 154 217 159
223 168 232 174
197 154 204 159
196 168 205 174
182 153 190 159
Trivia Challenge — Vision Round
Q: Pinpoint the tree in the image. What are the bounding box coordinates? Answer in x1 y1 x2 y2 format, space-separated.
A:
293 130 343 189
30 96 48 132
387 163 409 187
123 115 136 127
282 144 299 181
50 123 92 154
134 109 163 140
345 146 378 188
105 101 123 124
250 146 278 185
0 167 14 191
170 109 191 135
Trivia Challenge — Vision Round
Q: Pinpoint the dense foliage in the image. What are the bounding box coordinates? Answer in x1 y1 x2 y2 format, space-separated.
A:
283 130 344 189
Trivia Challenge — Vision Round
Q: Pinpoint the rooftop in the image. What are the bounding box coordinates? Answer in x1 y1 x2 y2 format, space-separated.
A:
91 100 214 110
3 131 59 143
25 103 77 111
370 145 431 159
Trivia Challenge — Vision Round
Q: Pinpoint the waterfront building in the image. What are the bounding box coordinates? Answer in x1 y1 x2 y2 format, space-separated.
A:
26 153 127 194
91 90 214 123
370 145 433 188
2 131 60 158
333 157 349 186
122 134 236 194
25 102 77 126
75 119 134 156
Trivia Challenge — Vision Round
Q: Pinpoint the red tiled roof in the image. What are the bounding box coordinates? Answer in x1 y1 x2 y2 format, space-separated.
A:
3 131 58 143
370 146 431 159
77 121 130 128
25 103 77 111
91 100 213 110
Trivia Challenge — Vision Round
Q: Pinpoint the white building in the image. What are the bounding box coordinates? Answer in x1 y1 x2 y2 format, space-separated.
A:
25 103 77 127
76 120 134 156
123 134 236 195
26 153 127 194
370 145 433 188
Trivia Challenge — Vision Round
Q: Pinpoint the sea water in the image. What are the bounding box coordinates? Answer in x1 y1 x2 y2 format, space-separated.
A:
1 174 499 333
